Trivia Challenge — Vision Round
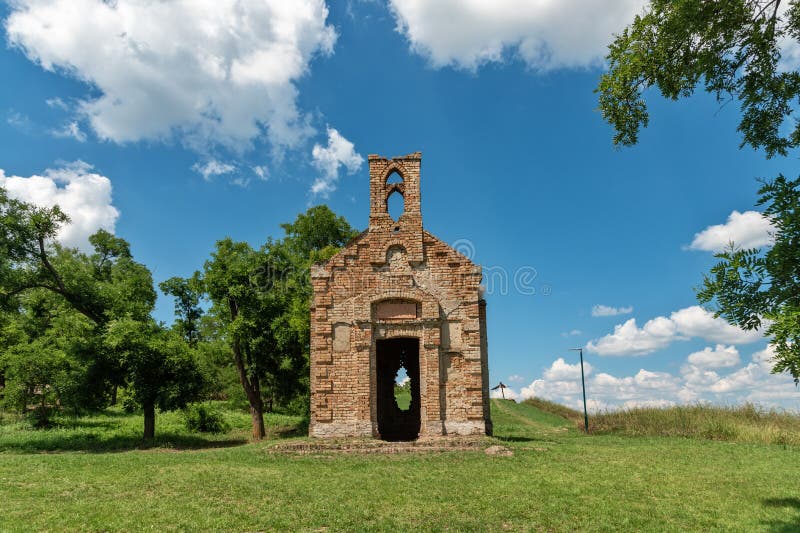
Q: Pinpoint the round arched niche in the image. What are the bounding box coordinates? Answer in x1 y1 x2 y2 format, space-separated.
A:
385 245 410 272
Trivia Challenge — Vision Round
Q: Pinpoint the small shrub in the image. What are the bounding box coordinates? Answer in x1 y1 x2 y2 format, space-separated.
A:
184 403 228 433
27 405 54 429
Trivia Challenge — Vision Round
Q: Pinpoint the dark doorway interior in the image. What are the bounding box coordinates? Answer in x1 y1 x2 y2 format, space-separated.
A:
376 338 421 441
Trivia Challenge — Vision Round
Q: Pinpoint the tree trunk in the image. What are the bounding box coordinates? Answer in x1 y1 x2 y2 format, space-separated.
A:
110 385 118 406
231 337 266 441
251 406 266 440
143 401 155 441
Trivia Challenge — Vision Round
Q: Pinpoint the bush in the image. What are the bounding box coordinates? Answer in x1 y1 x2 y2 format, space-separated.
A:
184 403 228 433
26 405 54 429
283 393 310 418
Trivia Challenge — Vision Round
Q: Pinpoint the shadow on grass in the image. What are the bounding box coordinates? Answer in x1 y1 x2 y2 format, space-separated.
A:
271 418 309 439
762 497 800 532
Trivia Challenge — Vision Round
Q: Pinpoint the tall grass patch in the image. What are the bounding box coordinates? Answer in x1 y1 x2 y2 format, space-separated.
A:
590 403 800 445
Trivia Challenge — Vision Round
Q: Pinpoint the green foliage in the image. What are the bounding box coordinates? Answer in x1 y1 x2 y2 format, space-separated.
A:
278 204 360 264
698 175 800 381
597 0 800 157
1 340 67 424
189 205 358 437
104 319 205 415
183 403 229 433
159 273 204 346
0 187 69 308
393 382 411 411
0 186 200 439
0 290 107 417
2 187 356 440
597 2 800 384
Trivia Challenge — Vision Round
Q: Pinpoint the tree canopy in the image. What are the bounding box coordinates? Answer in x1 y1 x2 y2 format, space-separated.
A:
599 0 800 384
191 205 358 440
597 0 800 158
0 191 202 438
698 176 800 381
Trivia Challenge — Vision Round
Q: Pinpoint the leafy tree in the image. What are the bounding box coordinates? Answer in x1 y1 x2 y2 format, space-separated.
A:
698 175 800 381
202 238 274 439
264 206 359 413
104 318 205 440
1 188 203 437
597 0 800 157
598 0 800 383
159 273 204 346
0 290 104 422
196 206 358 439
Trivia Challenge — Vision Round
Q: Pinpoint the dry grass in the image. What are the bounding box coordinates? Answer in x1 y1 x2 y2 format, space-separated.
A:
521 397 585 425
524 397 800 445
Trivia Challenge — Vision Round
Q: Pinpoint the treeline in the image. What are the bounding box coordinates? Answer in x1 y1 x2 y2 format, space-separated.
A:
0 186 357 440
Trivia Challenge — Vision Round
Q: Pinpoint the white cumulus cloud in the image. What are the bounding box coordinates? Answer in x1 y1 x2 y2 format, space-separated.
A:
592 304 633 317
0 161 119 250
543 357 592 381
389 0 645 71
586 306 761 356
6 0 336 152
688 210 775 252
686 345 740 369
670 306 761 345
310 128 364 197
586 316 677 356
514 344 796 412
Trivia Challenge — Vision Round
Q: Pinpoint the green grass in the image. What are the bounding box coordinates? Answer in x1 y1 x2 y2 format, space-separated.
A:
0 404 303 452
394 387 411 410
1 400 800 531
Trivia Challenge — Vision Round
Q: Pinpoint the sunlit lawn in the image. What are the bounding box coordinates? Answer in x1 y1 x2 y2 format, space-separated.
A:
1 400 799 531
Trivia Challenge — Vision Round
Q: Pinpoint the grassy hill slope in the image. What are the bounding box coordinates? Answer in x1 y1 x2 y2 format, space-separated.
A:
1 400 799 531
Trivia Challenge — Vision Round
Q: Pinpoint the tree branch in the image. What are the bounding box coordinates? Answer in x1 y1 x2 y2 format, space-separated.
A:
37 236 66 295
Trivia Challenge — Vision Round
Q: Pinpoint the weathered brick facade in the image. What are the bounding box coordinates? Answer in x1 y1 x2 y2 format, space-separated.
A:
309 152 492 439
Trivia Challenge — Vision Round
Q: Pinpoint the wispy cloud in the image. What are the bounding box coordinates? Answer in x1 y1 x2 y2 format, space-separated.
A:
50 121 87 142
192 160 237 182
592 305 633 317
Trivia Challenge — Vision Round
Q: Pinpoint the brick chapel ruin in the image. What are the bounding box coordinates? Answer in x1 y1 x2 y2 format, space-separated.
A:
309 152 492 440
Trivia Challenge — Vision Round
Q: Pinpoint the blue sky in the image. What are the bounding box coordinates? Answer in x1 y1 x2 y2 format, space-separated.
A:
1 0 797 411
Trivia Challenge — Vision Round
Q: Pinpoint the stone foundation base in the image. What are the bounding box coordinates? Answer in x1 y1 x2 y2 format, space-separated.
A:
310 419 489 439
310 420 374 438
443 420 487 436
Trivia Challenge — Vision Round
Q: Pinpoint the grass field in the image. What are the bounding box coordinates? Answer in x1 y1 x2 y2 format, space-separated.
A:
2 400 800 531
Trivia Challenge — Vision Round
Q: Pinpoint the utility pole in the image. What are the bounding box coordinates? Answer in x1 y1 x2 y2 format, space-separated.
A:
569 348 589 433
